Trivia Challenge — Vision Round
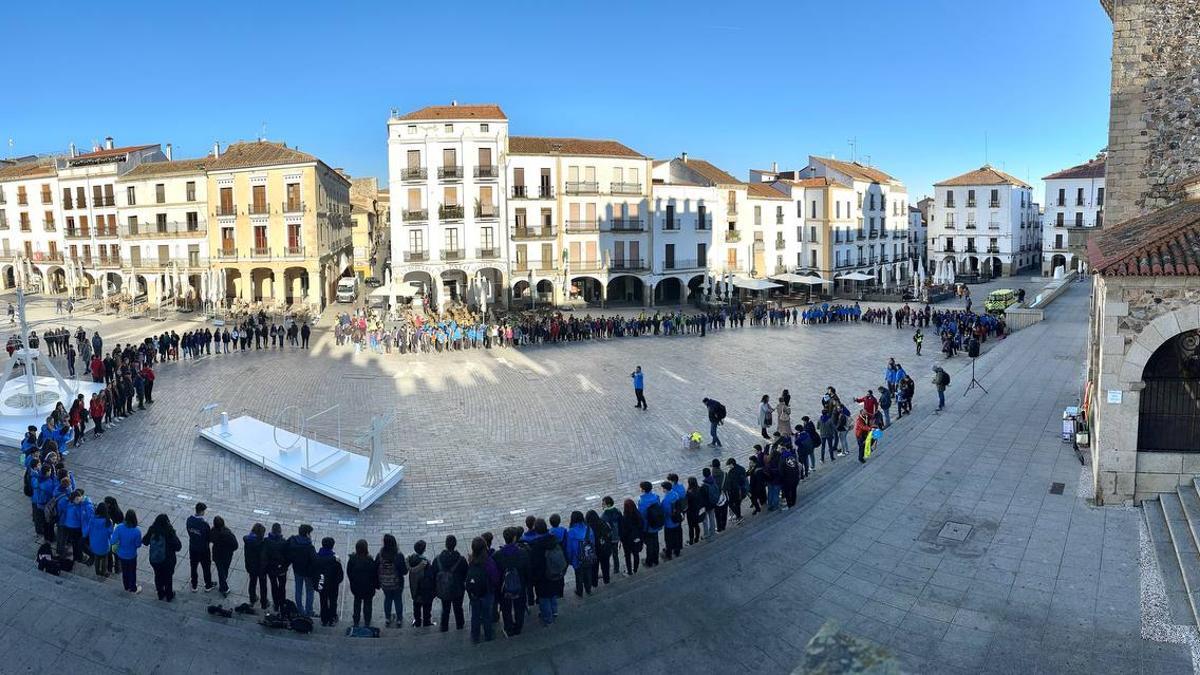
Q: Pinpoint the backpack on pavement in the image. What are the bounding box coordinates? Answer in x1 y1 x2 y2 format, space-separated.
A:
346 625 380 638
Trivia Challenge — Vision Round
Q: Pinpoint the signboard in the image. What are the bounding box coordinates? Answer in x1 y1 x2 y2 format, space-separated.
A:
1106 390 1122 404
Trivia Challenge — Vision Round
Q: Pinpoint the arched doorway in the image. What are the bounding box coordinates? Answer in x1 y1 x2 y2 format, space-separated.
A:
283 266 309 305
987 256 1003 278
686 274 706 302
251 267 274 302
1 265 12 290
569 276 602 304
655 277 683 305
475 266 504 310
1051 254 1067 273
46 266 66 294
440 269 467 305
966 256 979 274
606 275 644 306
223 269 242 301
1138 328 1200 452
512 279 531 303
535 280 553 304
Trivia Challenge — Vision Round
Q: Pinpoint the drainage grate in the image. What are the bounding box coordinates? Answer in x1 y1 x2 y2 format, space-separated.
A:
937 521 972 542
1050 482 1065 495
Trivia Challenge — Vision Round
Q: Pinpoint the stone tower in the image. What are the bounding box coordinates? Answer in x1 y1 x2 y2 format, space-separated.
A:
1102 0 1200 225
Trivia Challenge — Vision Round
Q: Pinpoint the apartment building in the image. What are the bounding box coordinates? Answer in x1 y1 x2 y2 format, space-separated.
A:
0 158 63 292
114 155 208 303
387 103 508 311
207 140 352 307
908 203 927 268
930 165 1039 279
1041 154 1105 274
350 177 385 281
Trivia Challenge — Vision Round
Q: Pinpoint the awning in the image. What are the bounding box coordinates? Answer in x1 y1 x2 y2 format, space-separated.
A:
370 281 423 298
772 273 826 285
731 277 784 290
835 271 875 281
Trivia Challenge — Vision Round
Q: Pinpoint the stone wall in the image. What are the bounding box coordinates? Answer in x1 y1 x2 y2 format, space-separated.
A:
1105 0 1200 225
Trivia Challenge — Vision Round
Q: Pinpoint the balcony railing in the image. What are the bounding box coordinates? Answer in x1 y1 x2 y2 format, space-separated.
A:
965 246 978 254
91 196 114 207
476 247 500 259
695 218 710 231
775 239 786 250
122 220 208 237
438 166 463 180
401 167 427 181
217 205 237 217
250 246 271 258
64 228 89 239
130 256 210 271
726 229 742 242
610 182 642 195
661 259 704 272
987 245 1000 253
610 259 648 272
727 205 737 215
514 261 557 273
28 251 64 263
475 206 499 219
965 223 976 230
438 205 464 220
943 245 956 252
512 226 556 239
564 181 599 195
572 259 605 273
403 209 428 222
608 218 645 232
441 248 465 261
248 203 270 216
94 256 122 268
512 185 528 199
474 165 499 179
403 250 428 262
565 219 600 233
282 201 306 214
217 247 238 259
989 201 1001 208
966 200 976 207
281 245 306 258
988 222 1001 229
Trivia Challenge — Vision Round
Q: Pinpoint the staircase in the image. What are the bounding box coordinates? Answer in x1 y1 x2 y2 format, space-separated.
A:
1143 479 1200 626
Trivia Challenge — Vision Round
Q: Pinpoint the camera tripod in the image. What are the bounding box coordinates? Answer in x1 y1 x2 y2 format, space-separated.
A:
963 357 988 396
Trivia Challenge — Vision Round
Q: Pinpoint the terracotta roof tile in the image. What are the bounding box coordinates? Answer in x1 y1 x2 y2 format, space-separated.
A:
811 156 899 185
780 177 852 190
1043 157 1106 180
1089 200 1200 276
207 141 318 170
679 158 742 186
934 165 1031 189
746 182 789 200
509 136 645 158
120 158 208 180
0 161 56 181
395 104 507 121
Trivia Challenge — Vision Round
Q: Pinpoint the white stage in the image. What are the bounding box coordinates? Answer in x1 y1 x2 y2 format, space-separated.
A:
0 374 105 449
198 415 404 510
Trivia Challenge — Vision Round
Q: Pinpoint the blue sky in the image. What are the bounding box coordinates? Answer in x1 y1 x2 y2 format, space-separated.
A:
6 0 1111 200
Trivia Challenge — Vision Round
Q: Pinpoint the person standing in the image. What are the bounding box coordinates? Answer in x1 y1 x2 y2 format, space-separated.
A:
494 527 529 637
600 497 622 578
723 457 748 524
347 539 379 629
433 535 468 632
757 395 775 439
932 366 949 411
210 516 238 597
877 386 892 428
375 534 407 629
286 524 318 617
300 322 311 349
142 513 182 602
465 536 496 644
407 540 435 628
660 480 683 560
110 509 142 594
702 398 726 448
263 523 289 612
185 503 216 593
243 523 269 610
630 366 647 411
530 520 564 626
619 499 644 574
314 537 344 627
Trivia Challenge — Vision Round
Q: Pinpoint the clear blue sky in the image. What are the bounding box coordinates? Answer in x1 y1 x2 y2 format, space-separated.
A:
6 0 1111 200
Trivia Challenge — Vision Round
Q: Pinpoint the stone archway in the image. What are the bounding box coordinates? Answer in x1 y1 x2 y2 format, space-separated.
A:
605 274 644 306
655 277 683 305
1137 328 1200 452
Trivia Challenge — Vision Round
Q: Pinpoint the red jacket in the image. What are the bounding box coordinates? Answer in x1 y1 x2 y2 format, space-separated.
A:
90 357 104 378
140 366 155 382
853 411 873 440
854 395 878 416
89 398 104 419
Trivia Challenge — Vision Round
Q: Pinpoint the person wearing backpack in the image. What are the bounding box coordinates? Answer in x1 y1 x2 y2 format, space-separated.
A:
932 366 949 411
701 468 721 539
493 527 530 636
141 513 180 601
586 509 613 585
780 443 802 509
346 539 379 628
432 535 468 632
375 534 408 628
61 489 94 565
185 503 215 593
286 524 318 617
637 481 663 567
406 539 435 627
210 516 239 597
708 460 728 532
564 511 595 597
702 397 726 448
244 523 269 610
724 457 748 524
263 523 289 612
529 519 564 626
465 537 496 643
314 537 344 627
86 502 114 577
684 477 703 545
660 480 684 560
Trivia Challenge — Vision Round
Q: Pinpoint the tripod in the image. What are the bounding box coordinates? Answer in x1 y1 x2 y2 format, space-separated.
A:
963 357 988 396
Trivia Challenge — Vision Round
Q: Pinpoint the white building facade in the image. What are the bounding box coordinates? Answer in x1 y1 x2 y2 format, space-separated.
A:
0 159 64 292
1041 155 1105 274
930 165 1039 279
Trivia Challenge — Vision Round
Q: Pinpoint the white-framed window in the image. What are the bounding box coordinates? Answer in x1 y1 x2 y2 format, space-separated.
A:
480 123 489 132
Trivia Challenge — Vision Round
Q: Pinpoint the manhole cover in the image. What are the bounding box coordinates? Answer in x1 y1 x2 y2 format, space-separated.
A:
1050 482 1065 495
938 521 972 542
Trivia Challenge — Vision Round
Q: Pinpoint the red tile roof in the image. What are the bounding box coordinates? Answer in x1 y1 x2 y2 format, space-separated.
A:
395 104 507 121
0 160 56 181
746 182 789 200
509 136 644 158
679 158 743 186
935 165 1031 189
811 156 900 185
207 141 317 170
1043 157 1106 180
120 158 208 179
1088 200 1200 276
780 177 852 190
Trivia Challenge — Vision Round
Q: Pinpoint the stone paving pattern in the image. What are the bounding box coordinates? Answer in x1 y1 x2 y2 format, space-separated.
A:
0 282 1187 673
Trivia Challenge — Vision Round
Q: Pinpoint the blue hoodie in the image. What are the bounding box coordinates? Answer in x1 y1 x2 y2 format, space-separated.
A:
111 523 142 559
86 514 114 556
32 475 54 507
565 523 593 569
637 492 661 532
549 526 567 548
63 496 94 529
660 489 680 529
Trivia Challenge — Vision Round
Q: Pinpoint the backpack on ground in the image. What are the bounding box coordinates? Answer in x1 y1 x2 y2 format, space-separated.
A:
148 534 167 565
464 564 488 600
260 613 289 630
501 566 523 600
577 537 597 569
645 502 666 530
544 545 568 583
408 559 429 594
346 625 380 638
289 615 314 634
280 599 300 618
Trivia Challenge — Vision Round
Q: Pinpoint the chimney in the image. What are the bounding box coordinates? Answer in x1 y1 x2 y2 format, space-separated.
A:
450 100 458 107
771 161 778 173
104 136 114 150
212 142 221 158
68 142 76 158
681 152 688 164
165 143 173 161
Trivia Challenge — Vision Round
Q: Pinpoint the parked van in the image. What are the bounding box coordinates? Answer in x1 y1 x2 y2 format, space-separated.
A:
335 277 358 303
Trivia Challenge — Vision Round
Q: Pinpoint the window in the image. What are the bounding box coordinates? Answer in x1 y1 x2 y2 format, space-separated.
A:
408 230 423 252
665 203 676 229
442 147 457 169
156 213 167 232
40 184 51 204
810 226 817 243
697 242 707 267
1075 212 1084 226
406 188 421 211
444 124 453 133
407 124 417 133
754 205 762 225
967 189 976 206
1056 212 1064 226
254 224 267 250
127 216 139 234
186 181 196 201
251 185 267 214
835 201 841 219
445 228 459 251
481 227 494 250
776 206 783 224
219 187 233 214
541 208 552 228
478 186 494 216
1097 187 1105 206
697 203 707 229
186 212 199 232
443 186 458 206
16 186 27 206
1076 187 1085 206
1057 188 1065 206
43 211 54 230
104 184 114 206
286 183 300 210
857 192 863 208
155 183 166 204
76 186 86 208
811 201 817 219
480 123 489 133
1055 234 1064 248
407 150 421 169
989 189 999 206
945 191 954 208
478 147 492 168
869 194 876 210
61 187 71 209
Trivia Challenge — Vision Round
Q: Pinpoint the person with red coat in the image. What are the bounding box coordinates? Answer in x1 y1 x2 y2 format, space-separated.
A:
853 408 873 464
140 365 155 405
90 356 104 384
88 393 105 435
68 395 86 448
853 390 878 417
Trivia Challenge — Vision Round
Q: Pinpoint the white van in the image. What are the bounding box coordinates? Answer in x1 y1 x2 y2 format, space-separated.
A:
335 277 358 303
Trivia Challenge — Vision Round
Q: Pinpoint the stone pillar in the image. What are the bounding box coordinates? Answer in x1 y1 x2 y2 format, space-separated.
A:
644 281 654 308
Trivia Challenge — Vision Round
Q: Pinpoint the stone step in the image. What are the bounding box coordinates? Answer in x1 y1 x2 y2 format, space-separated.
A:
1143 499 1196 626
1178 482 1200 553
1159 494 1200 626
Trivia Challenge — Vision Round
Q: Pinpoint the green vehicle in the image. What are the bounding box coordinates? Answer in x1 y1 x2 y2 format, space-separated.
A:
984 288 1018 315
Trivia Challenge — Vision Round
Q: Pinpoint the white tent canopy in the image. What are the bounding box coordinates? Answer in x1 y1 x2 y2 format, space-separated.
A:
836 271 874 281
371 281 423 298
731 277 783 291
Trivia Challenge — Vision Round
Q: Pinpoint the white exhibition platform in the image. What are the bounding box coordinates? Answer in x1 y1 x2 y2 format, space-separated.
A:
0 375 105 449
198 415 404 510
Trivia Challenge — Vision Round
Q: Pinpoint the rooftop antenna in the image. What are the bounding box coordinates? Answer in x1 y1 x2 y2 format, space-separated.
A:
848 137 858 163
984 132 989 166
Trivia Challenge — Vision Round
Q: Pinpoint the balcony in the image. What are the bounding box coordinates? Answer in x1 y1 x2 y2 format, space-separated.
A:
402 209 428 222
695 218 710 231
610 182 642 195
966 199 976 208
661 258 704 272
965 246 978 254
122 220 208 238
250 246 271 258
608 218 645 232
965 222 976 230
565 219 600 233
988 222 1001 230
476 247 500 259
0 221 7 231
725 229 742 242
511 185 529 199
514 261 557 273
94 256 122 269
441 248 465 261
474 165 499 180
775 239 786 250
438 166 463 180
564 181 599 195
217 205 237 217
44 220 56 232
281 245 306 258
989 201 1000 208
64 228 91 239
403 250 428 262
572 259 605 273
610 258 648 273
438 205 464 221
776 216 784 226
248 203 270 216
401 167 427 181
29 251 64 263
282 201 306 214
726 205 737 216
945 201 955 208
512 226 556 239
93 196 115 207
475 206 499 220
987 245 1000 253
943 244 956 253
217 247 238 260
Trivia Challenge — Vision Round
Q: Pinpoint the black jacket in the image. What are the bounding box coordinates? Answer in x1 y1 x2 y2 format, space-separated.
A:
185 515 211 555
493 543 531 594
619 512 643 547
406 554 434 602
432 550 467 600
346 553 379 598
263 534 288 575
211 527 239 567
286 535 317 578
313 552 343 592
243 533 266 576
142 526 183 567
